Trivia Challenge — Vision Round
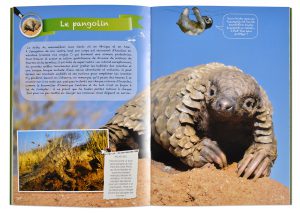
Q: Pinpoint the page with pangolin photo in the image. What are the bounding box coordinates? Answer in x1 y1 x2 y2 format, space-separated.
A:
11 5 290 207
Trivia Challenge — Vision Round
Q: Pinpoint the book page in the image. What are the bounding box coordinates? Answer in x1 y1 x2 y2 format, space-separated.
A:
11 5 150 207
150 6 290 205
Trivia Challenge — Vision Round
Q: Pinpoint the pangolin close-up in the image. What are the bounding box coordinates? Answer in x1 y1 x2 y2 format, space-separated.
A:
104 63 277 179
22 18 41 32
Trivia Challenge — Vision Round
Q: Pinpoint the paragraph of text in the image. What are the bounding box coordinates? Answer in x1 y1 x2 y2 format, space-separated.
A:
216 14 258 39
20 41 137 101
103 150 138 199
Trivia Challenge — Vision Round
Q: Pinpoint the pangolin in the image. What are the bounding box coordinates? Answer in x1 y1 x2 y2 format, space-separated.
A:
19 141 79 190
19 132 108 190
22 18 41 32
104 63 277 179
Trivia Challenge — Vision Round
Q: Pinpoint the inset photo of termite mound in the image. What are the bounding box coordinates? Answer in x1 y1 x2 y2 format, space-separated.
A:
18 129 108 192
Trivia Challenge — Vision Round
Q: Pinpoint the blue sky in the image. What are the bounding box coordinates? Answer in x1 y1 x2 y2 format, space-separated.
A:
151 6 290 187
18 130 90 152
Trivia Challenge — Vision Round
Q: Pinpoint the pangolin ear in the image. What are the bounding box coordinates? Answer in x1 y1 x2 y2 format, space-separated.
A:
253 87 274 144
203 80 213 104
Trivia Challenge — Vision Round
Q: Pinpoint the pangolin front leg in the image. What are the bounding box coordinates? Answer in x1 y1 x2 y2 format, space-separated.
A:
152 73 227 168
237 143 276 179
169 129 227 168
156 112 228 168
237 104 277 179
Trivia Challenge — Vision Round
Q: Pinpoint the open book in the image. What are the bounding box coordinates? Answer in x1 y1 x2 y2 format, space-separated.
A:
11 5 291 206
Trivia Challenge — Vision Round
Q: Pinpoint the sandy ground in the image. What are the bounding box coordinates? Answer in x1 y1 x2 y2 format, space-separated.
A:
13 159 150 207
151 161 290 206
12 159 290 206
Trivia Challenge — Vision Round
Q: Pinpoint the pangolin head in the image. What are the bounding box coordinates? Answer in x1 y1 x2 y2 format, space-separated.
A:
205 67 261 122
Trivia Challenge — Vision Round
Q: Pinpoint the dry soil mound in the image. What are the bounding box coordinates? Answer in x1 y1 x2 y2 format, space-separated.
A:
151 161 290 205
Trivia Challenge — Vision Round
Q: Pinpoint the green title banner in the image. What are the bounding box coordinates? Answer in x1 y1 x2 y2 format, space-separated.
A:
40 14 142 36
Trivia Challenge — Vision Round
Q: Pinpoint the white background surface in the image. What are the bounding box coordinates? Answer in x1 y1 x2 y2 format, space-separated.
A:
0 0 298 213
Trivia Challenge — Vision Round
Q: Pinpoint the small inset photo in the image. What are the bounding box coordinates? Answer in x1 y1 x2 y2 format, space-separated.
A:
19 13 43 38
17 129 109 192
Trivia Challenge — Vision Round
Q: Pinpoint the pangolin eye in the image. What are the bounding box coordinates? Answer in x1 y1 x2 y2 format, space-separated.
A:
209 86 217 96
243 98 255 109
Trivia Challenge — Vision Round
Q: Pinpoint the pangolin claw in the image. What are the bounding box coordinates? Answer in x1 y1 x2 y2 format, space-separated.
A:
237 151 272 179
200 139 227 168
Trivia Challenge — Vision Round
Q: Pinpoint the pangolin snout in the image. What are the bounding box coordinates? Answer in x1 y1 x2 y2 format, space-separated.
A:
216 97 235 113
